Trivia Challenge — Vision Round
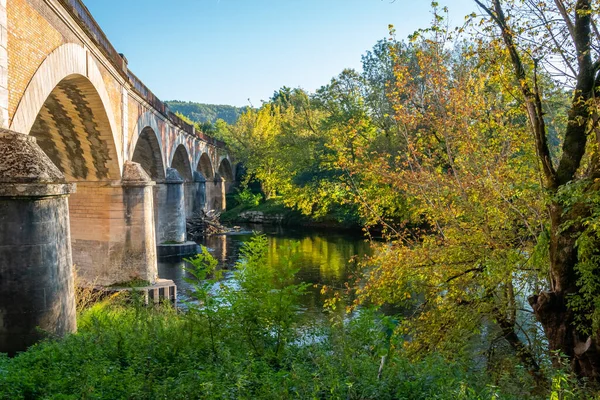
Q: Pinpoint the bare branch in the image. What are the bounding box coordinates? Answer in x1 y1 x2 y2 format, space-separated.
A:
554 0 576 42
532 1 578 77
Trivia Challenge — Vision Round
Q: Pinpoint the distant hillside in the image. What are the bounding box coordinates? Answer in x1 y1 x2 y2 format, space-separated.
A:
165 101 248 125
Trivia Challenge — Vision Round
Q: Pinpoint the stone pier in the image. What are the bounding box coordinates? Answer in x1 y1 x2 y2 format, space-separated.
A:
192 171 206 214
0 130 76 355
154 168 199 257
209 174 226 212
154 168 186 244
68 162 158 286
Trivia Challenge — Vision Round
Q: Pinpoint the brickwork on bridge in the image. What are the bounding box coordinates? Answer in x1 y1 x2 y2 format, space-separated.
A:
0 0 8 128
2 0 237 285
8 0 62 121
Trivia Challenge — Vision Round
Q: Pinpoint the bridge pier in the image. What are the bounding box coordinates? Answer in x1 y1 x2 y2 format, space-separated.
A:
185 181 195 217
68 164 158 286
0 130 76 355
192 171 206 214
154 168 186 244
154 168 199 257
208 175 226 212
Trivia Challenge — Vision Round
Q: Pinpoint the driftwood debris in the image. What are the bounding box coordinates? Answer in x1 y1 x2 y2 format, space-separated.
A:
187 210 231 239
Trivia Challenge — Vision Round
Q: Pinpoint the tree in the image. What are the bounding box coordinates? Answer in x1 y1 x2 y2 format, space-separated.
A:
226 105 288 199
345 14 551 388
472 0 600 381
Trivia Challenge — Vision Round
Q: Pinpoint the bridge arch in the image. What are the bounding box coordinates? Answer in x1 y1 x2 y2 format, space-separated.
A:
25 74 120 181
131 125 166 181
197 152 214 179
130 111 164 160
218 158 234 182
10 43 122 178
170 144 193 182
8 44 158 288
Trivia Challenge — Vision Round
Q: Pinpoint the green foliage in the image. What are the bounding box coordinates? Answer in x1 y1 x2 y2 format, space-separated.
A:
184 248 224 360
224 235 310 362
0 304 530 399
166 100 248 125
234 187 262 208
0 235 561 399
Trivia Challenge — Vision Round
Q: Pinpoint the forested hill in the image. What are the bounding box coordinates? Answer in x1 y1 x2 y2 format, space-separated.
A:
165 100 248 125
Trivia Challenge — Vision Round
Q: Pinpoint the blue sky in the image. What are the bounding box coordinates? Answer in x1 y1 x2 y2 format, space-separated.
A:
84 0 476 106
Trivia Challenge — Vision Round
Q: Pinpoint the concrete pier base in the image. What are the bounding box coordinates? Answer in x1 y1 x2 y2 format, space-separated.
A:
0 130 76 354
106 278 177 305
157 241 201 258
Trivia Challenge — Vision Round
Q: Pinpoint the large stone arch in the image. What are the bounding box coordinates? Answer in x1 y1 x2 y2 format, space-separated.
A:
27 74 120 181
218 158 234 182
10 43 122 178
130 111 164 160
169 143 193 182
197 152 214 179
131 125 166 181
8 44 157 287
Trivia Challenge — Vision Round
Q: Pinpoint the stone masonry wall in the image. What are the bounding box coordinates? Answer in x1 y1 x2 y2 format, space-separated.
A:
69 183 157 286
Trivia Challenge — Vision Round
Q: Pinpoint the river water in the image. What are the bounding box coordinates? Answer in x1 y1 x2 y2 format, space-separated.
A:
158 224 371 316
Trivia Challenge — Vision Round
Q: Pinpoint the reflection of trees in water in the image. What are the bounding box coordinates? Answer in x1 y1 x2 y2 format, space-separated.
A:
160 228 371 314
267 235 371 285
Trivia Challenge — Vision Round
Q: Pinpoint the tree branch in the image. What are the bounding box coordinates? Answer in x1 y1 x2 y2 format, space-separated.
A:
554 0 595 185
478 0 558 187
445 266 484 283
554 0 576 42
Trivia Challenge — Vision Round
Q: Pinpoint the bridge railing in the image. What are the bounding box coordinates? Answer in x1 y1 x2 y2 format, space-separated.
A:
56 0 226 149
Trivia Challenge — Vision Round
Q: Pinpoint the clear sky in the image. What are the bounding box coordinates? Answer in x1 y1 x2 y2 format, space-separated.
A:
83 0 476 107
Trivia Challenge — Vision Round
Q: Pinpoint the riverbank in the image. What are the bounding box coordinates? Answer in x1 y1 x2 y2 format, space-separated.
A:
221 197 362 232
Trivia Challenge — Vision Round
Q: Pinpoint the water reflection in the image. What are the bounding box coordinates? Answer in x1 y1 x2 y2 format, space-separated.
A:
158 224 371 315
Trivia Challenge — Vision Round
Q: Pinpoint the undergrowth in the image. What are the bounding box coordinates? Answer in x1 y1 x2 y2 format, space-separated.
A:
0 235 591 399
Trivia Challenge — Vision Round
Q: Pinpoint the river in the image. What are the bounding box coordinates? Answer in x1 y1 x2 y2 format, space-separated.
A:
158 224 372 317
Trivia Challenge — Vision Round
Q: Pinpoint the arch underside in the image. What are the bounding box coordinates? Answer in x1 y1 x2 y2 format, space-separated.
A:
132 127 165 181
171 145 192 181
29 74 120 181
197 153 214 179
218 158 234 182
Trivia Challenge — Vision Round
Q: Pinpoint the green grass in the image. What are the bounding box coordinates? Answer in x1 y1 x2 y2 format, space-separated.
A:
0 301 514 400
108 279 151 288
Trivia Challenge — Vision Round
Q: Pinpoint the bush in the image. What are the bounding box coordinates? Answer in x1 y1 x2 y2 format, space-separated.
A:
235 188 263 208
0 235 570 399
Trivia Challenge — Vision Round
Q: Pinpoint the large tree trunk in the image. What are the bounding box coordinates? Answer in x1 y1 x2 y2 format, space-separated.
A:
530 202 600 380
474 0 600 382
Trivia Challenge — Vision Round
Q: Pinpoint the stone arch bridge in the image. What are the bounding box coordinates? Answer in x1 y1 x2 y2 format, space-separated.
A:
0 0 238 353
